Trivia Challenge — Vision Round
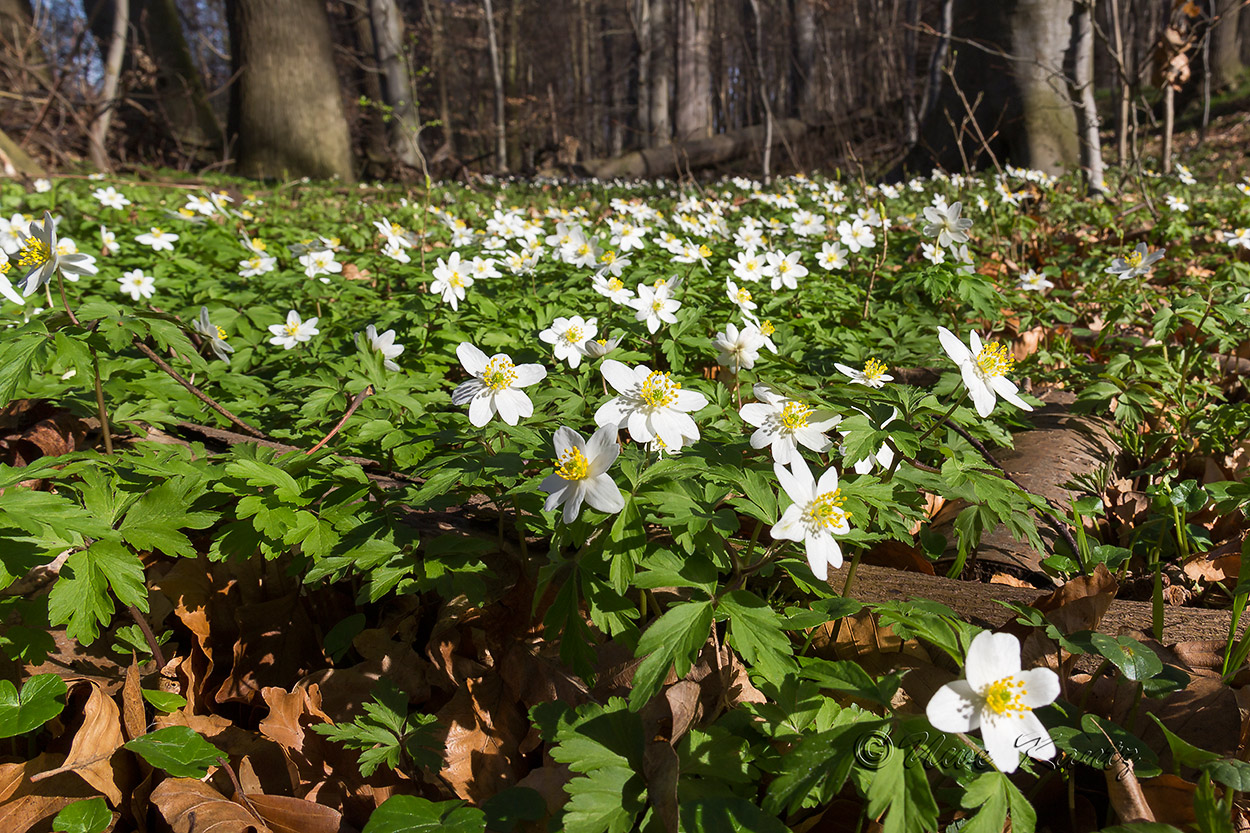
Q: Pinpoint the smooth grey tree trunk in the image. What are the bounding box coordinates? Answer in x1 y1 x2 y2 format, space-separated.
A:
793 0 819 122
1211 0 1244 89
88 0 128 170
1071 0 1108 195
483 0 507 172
675 0 711 140
634 0 652 142
227 0 355 181
902 0 1081 177
649 0 672 145
369 0 422 168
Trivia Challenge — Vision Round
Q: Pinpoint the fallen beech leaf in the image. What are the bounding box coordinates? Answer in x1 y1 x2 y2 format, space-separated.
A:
150 778 271 833
39 682 128 805
216 593 328 705
435 675 525 803
990 573 1035 588
1 753 66 803
122 659 146 742
1105 753 1155 824
242 794 345 833
352 629 433 703
1140 774 1197 827
1032 563 1118 634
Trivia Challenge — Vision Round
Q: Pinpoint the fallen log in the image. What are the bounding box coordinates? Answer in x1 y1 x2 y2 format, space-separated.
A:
580 118 809 180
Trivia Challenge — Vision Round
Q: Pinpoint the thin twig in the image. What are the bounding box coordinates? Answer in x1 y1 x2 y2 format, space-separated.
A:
132 340 268 439
128 604 167 670
307 385 374 455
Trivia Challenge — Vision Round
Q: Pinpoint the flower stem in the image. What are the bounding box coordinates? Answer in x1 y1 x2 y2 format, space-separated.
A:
914 389 969 447
840 547 863 597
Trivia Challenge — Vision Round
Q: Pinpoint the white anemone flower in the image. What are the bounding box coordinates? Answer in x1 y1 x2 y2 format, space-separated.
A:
135 227 178 252
739 384 841 465
593 273 634 305
539 425 626 524
725 279 757 316
193 307 234 363
13 211 98 297
118 270 155 301
765 250 808 291
0 254 24 305
937 327 1033 419
925 630 1060 774
714 322 765 373
1018 269 1055 292
268 310 319 349
595 359 708 452
1104 242 1165 280
770 455 852 581
539 315 597 369
365 324 405 371
451 342 546 426
834 358 894 388
627 283 681 334
430 252 474 310
922 201 973 248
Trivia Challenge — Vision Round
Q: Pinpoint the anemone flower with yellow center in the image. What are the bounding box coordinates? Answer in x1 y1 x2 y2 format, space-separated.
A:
539 425 625 524
739 383 841 465
937 327 1034 419
925 630 1059 773
539 315 597 369
770 455 852 581
595 360 708 453
452 342 546 427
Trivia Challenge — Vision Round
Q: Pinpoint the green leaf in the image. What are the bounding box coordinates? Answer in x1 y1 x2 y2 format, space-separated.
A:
141 690 187 713
1147 713 1220 770
124 725 226 778
48 540 146 645
717 590 796 679
119 481 215 559
224 458 305 504
561 764 643 833
958 771 1035 833
51 797 112 833
0 673 68 738
362 796 486 833
1193 772 1234 833
607 499 645 595
678 797 789 833
480 787 546 833
800 659 892 707
863 743 939 833
1090 633 1163 681
628 599 714 710
0 333 45 403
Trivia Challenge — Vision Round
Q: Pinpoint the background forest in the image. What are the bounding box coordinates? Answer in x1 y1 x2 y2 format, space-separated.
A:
1 0 1248 184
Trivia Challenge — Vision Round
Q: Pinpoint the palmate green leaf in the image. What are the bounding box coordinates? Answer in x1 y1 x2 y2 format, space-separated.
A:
51 797 112 833
628 598 714 710
223 457 306 504
124 725 225 778
763 724 862 815
0 673 67 738
861 741 939 833
958 771 1035 833
718 590 797 680
362 796 486 833
118 480 215 558
0 331 46 403
561 764 644 833
47 539 146 645
678 797 789 833
607 498 645 595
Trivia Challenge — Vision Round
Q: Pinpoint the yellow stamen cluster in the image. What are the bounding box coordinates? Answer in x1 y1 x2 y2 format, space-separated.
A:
178 208 195 218
555 447 590 481
17 239 50 269
653 278 668 289
983 678 1027 716
759 320 775 337
863 358 888 380
215 326 228 341
975 342 1015 378
607 277 624 292
735 287 752 304
600 251 616 264
251 238 267 251
805 490 849 530
448 272 464 288
1125 250 1143 268
639 371 681 409
779 401 812 432
482 356 517 391
284 323 300 336
0 261 9 274
563 325 584 344
698 244 713 258
777 260 791 273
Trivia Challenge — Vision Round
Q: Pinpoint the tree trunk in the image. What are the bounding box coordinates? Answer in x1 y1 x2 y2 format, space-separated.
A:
903 0 1081 177
0 126 45 177
227 0 355 181
903 0 921 146
581 117 807 179
747 0 774 182
1071 0 1107 196
346 1 392 174
369 0 422 168
1210 0 1243 89
793 0 820 122
635 0 652 143
88 0 128 171
649 0 672 145
675 0 711 141
421 0 456 162
482 0 507 172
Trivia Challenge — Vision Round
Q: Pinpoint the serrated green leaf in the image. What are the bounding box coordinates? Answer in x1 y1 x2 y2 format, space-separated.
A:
561 764 643 833
629 599 714 710
119 480 215 558
718 590 796 679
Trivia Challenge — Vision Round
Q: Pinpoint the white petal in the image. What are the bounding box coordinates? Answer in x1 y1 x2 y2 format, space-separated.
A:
600 359 637 394
457 342 488 375
925 680 981 733
585 425 621 476
965 632 1022 692
512 364 547 387
938 327 972 363
814 466 840 495
1018 668 1060 709
495 389 520 424
770 506 805 542
584 474 625 515
468 394 495 427
739 403 770 427
553 426 586 457
595 398 629 428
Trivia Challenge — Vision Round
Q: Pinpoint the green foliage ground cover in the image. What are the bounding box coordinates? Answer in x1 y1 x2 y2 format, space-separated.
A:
1 158 1249 832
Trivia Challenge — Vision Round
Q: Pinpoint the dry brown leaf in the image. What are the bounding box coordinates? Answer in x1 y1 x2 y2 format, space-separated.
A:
1106 754 1155 824
863 540 935 575
643 741 679 833
122 657 147 742
352 629 433 703
499 638 590 712
216 593 328 705
0 753 98 833
243 794 345 833
990 573 1035 588
0 754 65 803
151 778 271 833
435 675 525 803
1140 774 1198 828
1032 563 1118 634
664 680 702 743
41 681 129 805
